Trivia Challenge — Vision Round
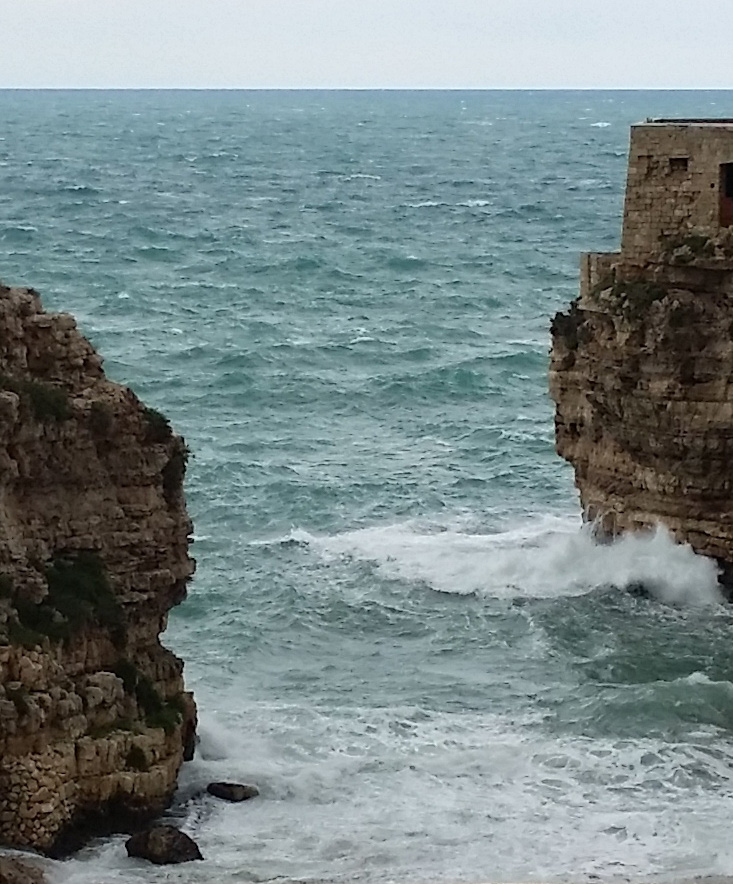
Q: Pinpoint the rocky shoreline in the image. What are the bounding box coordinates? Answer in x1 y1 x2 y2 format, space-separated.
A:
0 283 196 856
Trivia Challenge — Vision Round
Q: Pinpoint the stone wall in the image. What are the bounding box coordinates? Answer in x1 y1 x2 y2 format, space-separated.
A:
579 252 619 301
621 123 733 263
0 283 196 854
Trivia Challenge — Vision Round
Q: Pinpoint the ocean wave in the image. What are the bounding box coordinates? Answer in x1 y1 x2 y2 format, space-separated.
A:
278 517 721 605
0 224 37 241
402 200 449 209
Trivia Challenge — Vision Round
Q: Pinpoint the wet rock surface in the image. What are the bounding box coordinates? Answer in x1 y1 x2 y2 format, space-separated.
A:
207 782 260 802
125 825 203 865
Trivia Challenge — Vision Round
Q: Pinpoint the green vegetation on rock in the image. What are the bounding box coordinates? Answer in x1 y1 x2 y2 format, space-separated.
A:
112 659 184 735
0 374 71 421
142 406 172 443
609 280 668 320
659 232 716 264
11 551 124 647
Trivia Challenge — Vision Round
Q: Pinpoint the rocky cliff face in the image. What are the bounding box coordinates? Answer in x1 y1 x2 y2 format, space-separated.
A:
0 283 196 854
550 251 733 583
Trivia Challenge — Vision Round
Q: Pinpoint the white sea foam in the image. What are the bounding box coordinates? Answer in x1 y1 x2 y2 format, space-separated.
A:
54 517 728 884
53 695 733 883
404 200 447 208
290 516 722 606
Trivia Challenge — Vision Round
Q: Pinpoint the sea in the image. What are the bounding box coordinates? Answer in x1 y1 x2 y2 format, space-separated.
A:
2 89 733 884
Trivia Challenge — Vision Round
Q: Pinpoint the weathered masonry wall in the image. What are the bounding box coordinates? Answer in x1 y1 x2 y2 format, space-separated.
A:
621 122 733 264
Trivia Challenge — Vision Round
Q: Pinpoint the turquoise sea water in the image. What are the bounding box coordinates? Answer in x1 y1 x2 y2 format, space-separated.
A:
3 90 733 884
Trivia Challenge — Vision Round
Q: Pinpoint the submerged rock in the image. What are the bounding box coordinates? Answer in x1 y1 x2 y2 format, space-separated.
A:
125 825 203 865
207 782 260 802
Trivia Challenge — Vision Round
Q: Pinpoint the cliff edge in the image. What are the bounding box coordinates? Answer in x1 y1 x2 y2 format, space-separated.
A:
0 283 196 854
550 120 733 584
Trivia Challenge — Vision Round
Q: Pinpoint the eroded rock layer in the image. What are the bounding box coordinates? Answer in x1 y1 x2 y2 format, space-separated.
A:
550 252 733 579
0 283 196 854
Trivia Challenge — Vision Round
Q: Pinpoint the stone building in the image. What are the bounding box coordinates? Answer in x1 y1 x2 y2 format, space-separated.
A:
581 119 733 302
622 119 733 263
550 120 733 586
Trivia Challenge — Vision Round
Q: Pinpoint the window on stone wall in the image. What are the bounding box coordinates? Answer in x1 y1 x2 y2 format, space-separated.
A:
719 163 733 226
722 164 733 197
669 157 689 172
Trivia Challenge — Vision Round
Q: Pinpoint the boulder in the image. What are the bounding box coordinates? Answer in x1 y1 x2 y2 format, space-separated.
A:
207 781 260 802
125 825 203 865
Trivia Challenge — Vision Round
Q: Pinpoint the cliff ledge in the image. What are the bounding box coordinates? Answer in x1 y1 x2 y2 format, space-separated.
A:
0 282 196 854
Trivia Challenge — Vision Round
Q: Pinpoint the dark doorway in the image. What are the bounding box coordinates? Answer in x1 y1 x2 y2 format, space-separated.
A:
720 163 733 226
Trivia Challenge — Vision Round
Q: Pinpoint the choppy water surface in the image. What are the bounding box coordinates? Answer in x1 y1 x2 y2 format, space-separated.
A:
3 90 733 884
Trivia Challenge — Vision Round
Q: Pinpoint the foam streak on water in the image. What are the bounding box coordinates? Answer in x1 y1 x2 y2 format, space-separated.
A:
3 90 733 884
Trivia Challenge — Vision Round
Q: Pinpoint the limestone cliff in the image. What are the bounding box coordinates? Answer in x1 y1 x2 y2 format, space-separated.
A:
0 283 196 854
550 120 733 583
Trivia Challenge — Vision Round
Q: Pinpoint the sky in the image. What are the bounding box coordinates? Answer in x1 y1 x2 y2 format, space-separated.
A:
1 0 733 90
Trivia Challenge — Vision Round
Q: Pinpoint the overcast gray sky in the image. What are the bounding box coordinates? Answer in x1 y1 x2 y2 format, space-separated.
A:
1 0 732 89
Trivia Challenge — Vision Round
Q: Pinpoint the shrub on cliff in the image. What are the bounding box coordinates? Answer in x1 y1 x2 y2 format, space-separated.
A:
112 659 184 735
0 374 71 421
142 406 172 443
11 551 124 647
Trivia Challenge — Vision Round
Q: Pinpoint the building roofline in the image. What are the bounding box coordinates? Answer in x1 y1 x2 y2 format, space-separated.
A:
637 118 733 127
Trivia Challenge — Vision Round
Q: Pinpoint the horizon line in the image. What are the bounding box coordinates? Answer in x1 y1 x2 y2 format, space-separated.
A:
2 86 733 92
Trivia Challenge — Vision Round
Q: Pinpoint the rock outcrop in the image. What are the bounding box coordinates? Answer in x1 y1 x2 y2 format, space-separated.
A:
0 283 196 854
550 120 733 584
206 782 259 802
125 825 203 865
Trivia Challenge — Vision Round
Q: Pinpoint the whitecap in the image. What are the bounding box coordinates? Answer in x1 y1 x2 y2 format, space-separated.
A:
403 200 447 209
289 516 722 605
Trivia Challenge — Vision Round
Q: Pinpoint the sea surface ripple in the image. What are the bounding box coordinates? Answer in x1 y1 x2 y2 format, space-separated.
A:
2 90 733 884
